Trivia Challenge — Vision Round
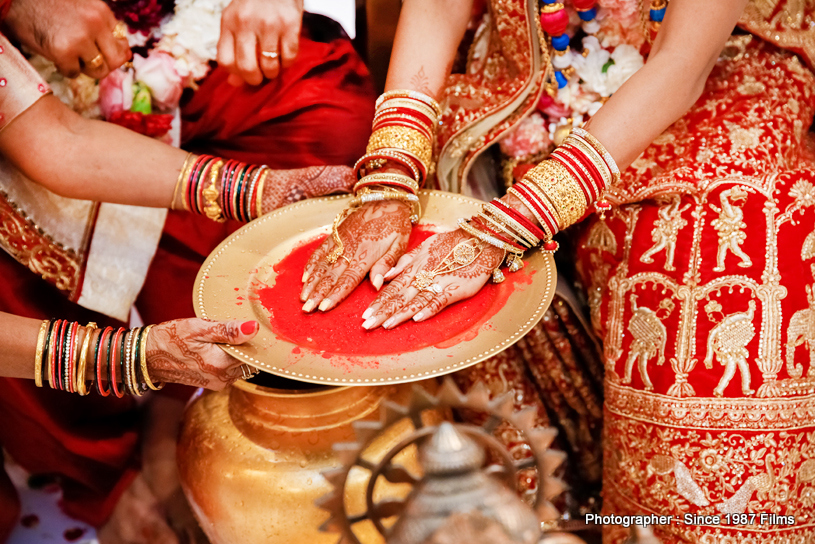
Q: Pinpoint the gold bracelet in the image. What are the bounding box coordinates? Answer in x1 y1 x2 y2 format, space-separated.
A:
172 152 195 211
140 325 163 391
202 159 225 223
355 150 422 183
570 127 620 184
520 172 566 230
376 90 442 117
353 187 422 223
477 212 529 247
524 160 588 228
76 323 97 396
458 218 524 256
483 202 540 247
366 126 433 167
254 167 270 220
354 172 420 194
34 320 49 388
129 328 144 396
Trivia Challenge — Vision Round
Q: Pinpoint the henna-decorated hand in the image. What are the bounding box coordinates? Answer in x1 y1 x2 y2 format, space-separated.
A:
360 229 504 330
146 318 259 391
300 199 413 312
259 165 355 215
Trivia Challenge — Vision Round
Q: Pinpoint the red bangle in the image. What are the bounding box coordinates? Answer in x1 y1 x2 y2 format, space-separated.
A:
373 107 436 129
186 155 213 214
491 199 547 241
471 216 524 251
67 322 80 392
512 183 558 236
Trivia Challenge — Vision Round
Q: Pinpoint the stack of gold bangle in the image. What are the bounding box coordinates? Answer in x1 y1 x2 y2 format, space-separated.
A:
453 128 619 281
326 89 441 265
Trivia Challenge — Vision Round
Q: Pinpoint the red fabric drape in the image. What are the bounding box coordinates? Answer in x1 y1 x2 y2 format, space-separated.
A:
0 13 374 536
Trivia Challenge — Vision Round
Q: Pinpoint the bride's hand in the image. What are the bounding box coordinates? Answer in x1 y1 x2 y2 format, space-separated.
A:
300 199 413 312
258 166 355 215
146 318 259 391
360 229 504 330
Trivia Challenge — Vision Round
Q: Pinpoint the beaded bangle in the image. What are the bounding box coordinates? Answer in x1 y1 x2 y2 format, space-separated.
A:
458 218 524 255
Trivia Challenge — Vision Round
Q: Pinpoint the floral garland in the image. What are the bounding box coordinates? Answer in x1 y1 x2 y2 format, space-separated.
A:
33 0 229 141
499 0 647 166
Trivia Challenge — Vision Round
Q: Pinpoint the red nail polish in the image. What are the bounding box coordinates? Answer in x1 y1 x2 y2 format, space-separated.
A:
241 321 258 335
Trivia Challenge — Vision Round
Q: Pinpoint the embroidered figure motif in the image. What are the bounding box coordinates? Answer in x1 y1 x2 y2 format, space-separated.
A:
622 296 673 391
704 300 757 397
710 187 753 272
785 284 815 379
648 454 710 507
640 195 690 271
715 454 775 514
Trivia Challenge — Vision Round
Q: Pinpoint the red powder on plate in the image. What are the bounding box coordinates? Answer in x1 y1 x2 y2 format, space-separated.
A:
254 227 534 356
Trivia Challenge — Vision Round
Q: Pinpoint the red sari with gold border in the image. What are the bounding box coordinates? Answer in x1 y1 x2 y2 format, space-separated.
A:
437 1 815 541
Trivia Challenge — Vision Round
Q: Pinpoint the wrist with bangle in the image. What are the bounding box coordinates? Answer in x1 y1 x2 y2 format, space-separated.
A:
34 319 164 397
325 89 440 265
458 128 618 282
172 154 271 223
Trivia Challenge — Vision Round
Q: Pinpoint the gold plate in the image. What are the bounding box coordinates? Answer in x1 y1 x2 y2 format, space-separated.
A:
194 190 557 385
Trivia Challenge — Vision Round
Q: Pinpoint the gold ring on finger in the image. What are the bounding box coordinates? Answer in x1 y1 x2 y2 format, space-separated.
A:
113 21 128 40
340 255 352 265
88 54 105 69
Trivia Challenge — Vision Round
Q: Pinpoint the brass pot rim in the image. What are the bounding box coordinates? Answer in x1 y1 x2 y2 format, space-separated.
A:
234 378 364 398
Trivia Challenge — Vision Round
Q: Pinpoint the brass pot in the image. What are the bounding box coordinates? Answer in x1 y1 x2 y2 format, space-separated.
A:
177 378 436 544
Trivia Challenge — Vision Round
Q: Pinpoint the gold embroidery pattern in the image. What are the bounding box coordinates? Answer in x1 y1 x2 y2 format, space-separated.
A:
710 187 753 272
0 191 81 296
640 195 690 271
704 300 757 397
622 296 672 391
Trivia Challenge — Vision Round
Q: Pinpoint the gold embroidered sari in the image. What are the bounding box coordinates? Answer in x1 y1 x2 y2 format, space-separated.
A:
439 1 815 541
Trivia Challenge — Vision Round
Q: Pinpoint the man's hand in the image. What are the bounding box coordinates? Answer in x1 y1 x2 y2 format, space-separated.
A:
4 0 131 79
217 0 304 86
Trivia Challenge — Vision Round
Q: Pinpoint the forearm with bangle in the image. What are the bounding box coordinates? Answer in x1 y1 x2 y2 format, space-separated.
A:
171 153 273 222
459 127 619 281
325 89 441 264
33 319 163 397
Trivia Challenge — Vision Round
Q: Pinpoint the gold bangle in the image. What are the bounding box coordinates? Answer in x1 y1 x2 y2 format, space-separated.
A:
355 150 422 183
140 325 163 391
366 126 433 167
483 202 540 247
172 152 195 211
507 187 554 239
376 90 441 117
254 167 270 220
34 320 49 388
477 212 529 247
129 328 144 396
519 174 566 230
524 160 588 228
458 218 524 256
570 127 620 184
565 135 610 190
202 159 225 223
76 323 97 396
352 187 422 223
551 146 600 202
354 172 419 194
375 98 439 125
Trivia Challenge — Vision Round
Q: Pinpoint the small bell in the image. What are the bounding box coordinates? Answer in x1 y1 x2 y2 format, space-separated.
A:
543 240 559 252
508 255 524 272
492 268 506 283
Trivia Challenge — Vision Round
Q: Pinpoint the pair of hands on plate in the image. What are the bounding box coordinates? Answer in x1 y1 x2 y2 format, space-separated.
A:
299 199 505 330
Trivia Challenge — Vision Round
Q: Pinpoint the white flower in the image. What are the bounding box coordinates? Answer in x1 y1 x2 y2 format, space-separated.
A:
572 36 612 96
156 0 231 82
604 44 644 93
499 113 552 158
